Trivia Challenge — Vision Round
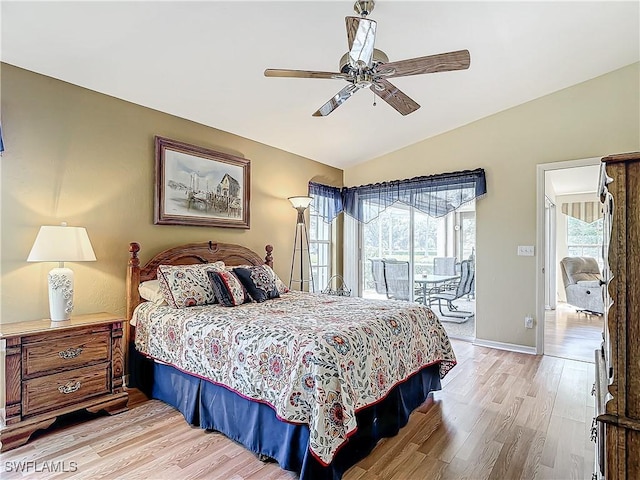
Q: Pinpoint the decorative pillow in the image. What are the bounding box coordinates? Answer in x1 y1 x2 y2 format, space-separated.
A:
229 264 289 295
138 280 167 306
208 270 249 307
157 262 225 308
232 265 281 303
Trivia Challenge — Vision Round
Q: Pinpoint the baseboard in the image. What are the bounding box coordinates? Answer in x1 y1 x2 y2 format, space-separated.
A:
472 338 537 355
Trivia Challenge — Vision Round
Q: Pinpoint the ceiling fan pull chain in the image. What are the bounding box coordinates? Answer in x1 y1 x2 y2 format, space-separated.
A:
372 90 377 107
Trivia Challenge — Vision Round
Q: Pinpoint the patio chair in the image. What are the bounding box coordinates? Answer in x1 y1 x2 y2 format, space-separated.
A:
433 257 457 275
382 259 411 301
369 258 387 295
428 259 475 322
433 256 458 292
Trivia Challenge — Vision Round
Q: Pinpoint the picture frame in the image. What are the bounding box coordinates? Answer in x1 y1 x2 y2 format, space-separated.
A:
154 136 250 229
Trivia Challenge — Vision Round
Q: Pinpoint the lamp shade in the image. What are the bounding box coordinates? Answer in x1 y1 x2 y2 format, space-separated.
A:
27 225 97 262
288 196 313 210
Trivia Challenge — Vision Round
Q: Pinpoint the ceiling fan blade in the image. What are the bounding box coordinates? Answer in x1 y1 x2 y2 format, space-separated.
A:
377 49 471 78
264 69 347 80
345 16 376 68
371 79 420 116
312 84 360 117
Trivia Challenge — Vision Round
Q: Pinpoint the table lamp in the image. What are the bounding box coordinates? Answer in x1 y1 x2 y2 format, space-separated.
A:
27 223 97 321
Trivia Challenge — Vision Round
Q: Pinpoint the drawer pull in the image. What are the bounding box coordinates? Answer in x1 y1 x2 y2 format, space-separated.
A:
58 347 83 359
58 381 81 394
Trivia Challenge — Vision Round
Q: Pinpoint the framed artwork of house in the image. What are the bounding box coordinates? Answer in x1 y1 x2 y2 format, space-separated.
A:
154 136 250 229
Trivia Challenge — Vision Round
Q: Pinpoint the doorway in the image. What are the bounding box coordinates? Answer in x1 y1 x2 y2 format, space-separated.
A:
536 158 604 362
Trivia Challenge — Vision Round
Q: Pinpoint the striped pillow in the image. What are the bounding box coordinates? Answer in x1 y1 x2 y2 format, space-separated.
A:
208 270 249 307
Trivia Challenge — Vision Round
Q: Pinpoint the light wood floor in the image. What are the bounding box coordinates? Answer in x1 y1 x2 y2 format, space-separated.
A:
544 302 603 363
0 340 595 479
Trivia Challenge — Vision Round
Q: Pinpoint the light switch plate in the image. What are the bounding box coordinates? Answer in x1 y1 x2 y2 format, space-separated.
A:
517 245 535 256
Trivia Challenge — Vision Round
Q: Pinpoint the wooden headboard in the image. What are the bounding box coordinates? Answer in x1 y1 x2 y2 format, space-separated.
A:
126 241 273 321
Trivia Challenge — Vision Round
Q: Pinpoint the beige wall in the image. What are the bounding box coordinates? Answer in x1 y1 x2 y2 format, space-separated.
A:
0 64 342 324
345 63 640 348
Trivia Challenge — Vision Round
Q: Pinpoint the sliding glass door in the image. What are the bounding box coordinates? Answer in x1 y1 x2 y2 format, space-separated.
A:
360 202 475 301
361 205 410 299
413 210 446 278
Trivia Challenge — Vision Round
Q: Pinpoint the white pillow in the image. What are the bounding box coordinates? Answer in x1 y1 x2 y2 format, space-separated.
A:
138 280 167 306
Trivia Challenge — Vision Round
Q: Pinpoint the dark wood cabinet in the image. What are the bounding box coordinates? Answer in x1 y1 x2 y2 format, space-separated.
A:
596 152 640 479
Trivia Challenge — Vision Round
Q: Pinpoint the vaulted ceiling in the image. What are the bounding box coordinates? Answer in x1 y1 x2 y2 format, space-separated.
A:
2 1 638 168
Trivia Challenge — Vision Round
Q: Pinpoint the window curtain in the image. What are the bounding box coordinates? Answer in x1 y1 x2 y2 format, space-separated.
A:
309 181 343 223
343 168 486 223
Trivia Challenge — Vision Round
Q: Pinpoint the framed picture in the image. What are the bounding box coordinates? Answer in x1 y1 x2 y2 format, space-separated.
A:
154 136 250 228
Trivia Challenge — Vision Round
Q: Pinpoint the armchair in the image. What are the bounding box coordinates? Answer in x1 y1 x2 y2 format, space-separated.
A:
559 256 605 315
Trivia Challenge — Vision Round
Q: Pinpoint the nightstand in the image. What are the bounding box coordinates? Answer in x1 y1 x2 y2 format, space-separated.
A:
0 312 128 452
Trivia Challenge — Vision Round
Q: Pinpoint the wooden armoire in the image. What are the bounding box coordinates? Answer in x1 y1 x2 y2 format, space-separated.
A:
595 152 640 479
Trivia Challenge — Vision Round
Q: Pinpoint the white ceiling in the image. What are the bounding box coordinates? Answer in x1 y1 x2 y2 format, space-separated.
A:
2 1 638 169
546 164 601 196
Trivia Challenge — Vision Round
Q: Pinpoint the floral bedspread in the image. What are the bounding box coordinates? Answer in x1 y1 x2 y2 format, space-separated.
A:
133 291 456 465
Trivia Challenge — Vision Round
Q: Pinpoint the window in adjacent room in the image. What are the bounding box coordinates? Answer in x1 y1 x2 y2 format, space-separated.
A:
566 216 604 269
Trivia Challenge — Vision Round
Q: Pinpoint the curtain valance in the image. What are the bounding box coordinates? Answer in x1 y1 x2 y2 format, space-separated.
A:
561 201 603 224
309 168 486 224
309 181 343 223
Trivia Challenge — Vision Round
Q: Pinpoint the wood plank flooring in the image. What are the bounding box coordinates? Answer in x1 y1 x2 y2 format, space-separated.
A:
544 302 603 363
0 340 596 479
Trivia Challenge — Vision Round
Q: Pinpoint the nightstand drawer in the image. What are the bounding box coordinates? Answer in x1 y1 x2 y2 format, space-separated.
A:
22 363 110 416
23 330 111 377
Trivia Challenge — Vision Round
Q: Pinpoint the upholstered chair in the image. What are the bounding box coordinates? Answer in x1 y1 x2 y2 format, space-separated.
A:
559 256 605 315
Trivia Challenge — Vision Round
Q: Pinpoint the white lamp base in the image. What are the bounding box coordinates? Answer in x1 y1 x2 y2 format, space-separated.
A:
48 267 74 321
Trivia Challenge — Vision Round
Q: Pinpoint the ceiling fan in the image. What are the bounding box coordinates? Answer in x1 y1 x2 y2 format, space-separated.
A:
264 0 471 117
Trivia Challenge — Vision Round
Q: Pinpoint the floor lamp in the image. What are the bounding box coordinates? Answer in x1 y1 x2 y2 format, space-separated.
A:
288 196 315 292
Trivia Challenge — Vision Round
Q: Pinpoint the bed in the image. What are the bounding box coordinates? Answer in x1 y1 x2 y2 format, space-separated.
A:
126 241 456 480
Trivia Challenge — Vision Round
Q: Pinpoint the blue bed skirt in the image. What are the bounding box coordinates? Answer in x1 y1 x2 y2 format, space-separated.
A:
129 346 441 480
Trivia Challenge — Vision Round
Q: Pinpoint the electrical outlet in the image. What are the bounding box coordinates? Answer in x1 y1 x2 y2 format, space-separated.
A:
525 315 534 329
